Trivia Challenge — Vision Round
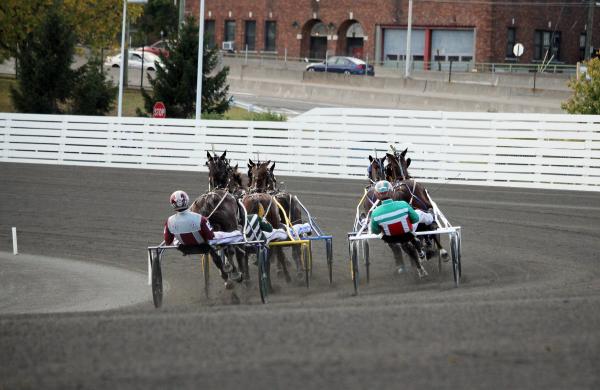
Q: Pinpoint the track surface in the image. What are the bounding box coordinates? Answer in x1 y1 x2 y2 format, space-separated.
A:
1 163 599 389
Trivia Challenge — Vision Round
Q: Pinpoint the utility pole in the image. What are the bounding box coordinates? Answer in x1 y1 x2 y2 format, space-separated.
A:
405 0 413 78
178 0 186 31
195 0 205 121
585 0 594 60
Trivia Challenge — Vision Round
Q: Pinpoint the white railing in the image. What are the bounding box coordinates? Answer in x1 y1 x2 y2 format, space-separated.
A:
1 109 599 191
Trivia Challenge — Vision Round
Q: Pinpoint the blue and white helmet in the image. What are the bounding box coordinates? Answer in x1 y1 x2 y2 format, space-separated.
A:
374 180 392 199
170 190 189 211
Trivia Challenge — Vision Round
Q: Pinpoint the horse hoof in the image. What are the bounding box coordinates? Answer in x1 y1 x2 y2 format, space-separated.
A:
417 267 428 278
441 249 449 262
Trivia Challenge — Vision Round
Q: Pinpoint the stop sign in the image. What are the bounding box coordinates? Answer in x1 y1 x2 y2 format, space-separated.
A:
153 102 166 118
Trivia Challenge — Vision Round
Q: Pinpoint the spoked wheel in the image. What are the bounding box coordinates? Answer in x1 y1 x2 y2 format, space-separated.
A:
351 242 359 295
201 254 210 298
326 239 333 285
451 234 460 287
151 252 163 308
257 248 269 304
302 244 310 289
363 241 371 284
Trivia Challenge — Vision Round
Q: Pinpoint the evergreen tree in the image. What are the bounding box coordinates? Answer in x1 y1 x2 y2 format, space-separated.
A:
10 7 77 114
70 58 117 116
139 16 230 118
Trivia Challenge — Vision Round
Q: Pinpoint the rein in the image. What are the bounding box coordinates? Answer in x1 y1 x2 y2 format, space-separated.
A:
205 191 233 220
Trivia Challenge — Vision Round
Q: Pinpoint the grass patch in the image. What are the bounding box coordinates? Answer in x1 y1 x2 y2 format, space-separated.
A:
0 78 286 121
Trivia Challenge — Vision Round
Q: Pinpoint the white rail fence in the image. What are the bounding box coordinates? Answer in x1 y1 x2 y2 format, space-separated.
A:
1 109 599 191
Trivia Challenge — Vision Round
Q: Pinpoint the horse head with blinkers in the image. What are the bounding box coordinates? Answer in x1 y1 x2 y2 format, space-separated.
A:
368 155 387 184
247 159 277 193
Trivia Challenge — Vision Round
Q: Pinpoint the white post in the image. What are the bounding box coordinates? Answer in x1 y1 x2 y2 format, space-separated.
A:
285 47 288 63
405 0 413 78
195 0 206 121
245 44 248 64
117 0 128 117
365 54 369 77
12 227 18 255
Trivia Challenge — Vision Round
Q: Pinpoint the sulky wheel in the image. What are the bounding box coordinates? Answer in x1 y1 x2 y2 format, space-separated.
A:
202 254 210 298
351 242 359 295
302 244 310 289
257 248 269 304
451 234 460 287
326 239 333 285
151 252 163 308
363 241 371 284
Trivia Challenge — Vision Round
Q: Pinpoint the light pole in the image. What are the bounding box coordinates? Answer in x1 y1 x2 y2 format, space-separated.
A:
405 0 413 78
195 0 205 121
584 0 595 60
117 0 148 117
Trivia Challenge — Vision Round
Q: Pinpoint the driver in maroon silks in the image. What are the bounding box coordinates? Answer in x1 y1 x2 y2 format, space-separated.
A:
164 190 242 287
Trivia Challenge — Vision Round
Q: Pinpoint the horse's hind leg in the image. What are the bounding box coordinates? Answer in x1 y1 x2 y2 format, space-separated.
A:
388 243 406 274
432 234 449 261
234 246 249 282
275 247 292 283
292 245 304 282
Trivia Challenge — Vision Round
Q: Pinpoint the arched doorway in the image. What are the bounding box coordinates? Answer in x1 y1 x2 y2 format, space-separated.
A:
301 19 328 60
337 20 365 58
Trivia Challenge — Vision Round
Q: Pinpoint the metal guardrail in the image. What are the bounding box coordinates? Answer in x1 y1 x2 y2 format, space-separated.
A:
221 51 576 75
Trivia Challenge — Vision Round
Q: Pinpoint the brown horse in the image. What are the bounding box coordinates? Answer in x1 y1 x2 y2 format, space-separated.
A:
242 191 296 285
247 159 305 282
190 189 246 280
362 155 387 217
206 151 244 196
385 149 448 261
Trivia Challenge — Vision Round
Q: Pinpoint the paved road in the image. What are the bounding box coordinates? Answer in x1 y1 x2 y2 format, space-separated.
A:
0 163 599 389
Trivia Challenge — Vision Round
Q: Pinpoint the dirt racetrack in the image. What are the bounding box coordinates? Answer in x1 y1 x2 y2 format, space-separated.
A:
1 162 599 389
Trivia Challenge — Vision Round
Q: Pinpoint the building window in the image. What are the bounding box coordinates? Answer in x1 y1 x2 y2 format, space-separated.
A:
506 28 516 59
244 20 256 51
265 21 276 52
580 33 586 61
534 30 561 61
224 20 236 43
205 20 216 49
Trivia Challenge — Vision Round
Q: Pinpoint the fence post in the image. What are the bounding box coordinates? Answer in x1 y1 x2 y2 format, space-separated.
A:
285 47 288 64
1 117 9 161
245 45 248 64
58 118 67 164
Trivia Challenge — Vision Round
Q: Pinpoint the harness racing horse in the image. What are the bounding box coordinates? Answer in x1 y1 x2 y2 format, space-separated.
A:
190 189 245 280
362 155 387 216
247 159 305 282
206 151 245 196
385 149 449 263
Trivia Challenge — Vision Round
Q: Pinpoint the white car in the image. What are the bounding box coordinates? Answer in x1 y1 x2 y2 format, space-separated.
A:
104 50 163 71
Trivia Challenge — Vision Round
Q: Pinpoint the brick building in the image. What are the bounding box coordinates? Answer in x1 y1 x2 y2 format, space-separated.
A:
186 0 599 66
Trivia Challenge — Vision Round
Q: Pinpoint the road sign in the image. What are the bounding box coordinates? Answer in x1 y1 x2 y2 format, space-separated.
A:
153 102 166 118
513 43 524 58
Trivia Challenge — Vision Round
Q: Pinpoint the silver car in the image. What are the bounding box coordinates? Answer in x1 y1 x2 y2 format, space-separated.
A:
104 51 163 71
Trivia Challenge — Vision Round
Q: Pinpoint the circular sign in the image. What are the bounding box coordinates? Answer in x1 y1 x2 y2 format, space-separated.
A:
153 101 166 118
513 43 524 58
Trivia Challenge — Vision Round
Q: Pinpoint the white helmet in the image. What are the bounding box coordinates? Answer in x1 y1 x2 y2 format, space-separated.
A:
374 180 392 200
170 190 189 211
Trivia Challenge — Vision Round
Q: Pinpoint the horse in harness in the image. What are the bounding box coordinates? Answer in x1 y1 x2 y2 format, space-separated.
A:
385 148 449 262
245 159 306 283
190 151 247 280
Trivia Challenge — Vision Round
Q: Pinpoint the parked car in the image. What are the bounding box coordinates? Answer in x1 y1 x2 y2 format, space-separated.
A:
137 40 170 58
305 56 375 76
104 51 163 71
